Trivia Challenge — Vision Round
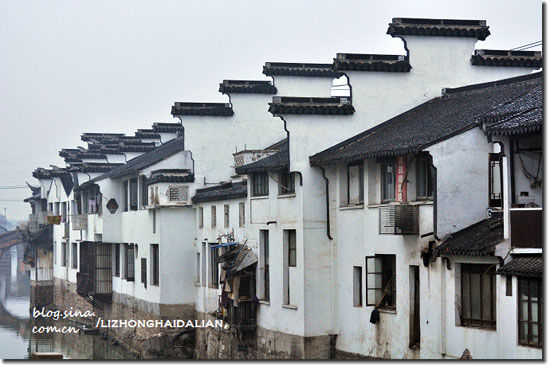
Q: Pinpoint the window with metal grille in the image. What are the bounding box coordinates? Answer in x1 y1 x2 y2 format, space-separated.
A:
239 202 245 227
211 206 217 228
130 178 138 211
379 205 419 235
488 153 503 208
124 244 135 281
278 170 295 195
518 277 542 347
169 186 188 202
224 204 230 227
460 263 496 329
151 244 159 286
366 255 396 309
252 173 269 196
416 154 434 199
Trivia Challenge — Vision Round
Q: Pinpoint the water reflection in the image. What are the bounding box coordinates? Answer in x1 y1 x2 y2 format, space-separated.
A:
0 249 133 360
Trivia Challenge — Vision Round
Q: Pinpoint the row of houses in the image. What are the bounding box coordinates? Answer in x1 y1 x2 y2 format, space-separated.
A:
24 17 543 359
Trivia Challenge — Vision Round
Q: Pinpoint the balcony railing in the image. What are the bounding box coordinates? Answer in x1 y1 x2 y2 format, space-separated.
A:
510 208 542 248
379 204 419 235
71 214 88 231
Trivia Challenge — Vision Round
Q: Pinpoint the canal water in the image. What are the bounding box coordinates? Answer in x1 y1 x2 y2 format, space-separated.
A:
0 260 133 359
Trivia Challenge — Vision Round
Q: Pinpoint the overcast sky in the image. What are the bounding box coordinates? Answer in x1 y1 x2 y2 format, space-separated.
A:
0 0 542 220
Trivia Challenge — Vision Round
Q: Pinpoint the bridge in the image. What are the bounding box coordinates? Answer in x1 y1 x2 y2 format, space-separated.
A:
0 229 25 262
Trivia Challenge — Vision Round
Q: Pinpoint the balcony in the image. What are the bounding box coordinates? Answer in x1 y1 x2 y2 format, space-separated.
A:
379 204 419 235
71 214 88 231
510 208 542 248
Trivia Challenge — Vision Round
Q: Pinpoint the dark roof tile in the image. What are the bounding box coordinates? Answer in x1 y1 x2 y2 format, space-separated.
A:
92 136 185 181
219 80 277 94
171 102 234 116
310 72 541 166
334 53 411 72
263 62 341 78
471 50 542 68
434 217 503 257
387 18 490 40
147 169 194 184
192 181 247 204
497 256 542 277
269 97 354 115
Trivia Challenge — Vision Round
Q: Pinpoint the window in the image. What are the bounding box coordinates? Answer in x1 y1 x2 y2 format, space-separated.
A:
53 241 57 265
169 186 188 202
141 258 147 288
518 277 542 347
278 170 295 195
239 202 245 227
416 154 433 199
124 244 135 281
252 172 269 197
71 243 78 269
151 244 159 286
196 253 201 283
55 202 60 216
209 245 218 288
61 242 67 267
460 263 496 329
489 153 503 208
260 230 270 301
346 162 364 205
141 175 148 209
353 266 362 307
61 202 67 223
211 206 217 228
123 180 129 212
506 275 512 296
114 244 120 277
288 230 296 267
283 230 296 305
152 209 156 233
201 243 206 286
223 204 230 227
199 207 204 229
130 178 138 211
366 255 396 309
382 162 396 202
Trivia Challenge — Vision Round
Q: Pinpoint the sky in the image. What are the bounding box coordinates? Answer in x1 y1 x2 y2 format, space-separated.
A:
0 0 543 221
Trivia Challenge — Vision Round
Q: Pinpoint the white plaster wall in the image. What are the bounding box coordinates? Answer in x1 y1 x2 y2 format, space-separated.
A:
272 75 334 97
429 128 493 238
177 93 286 186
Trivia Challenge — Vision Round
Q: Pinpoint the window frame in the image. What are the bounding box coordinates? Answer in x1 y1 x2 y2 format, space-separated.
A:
209 246 219 288
416 154 434 200
123 180 129 212
365 254 396 309
140 175 148 209
151 244 159 286
223 204 230 228
288 229 296 267
381 161 396 202
346 161 364 205
129 178 138 211
488 153 504 208
199 207 204 229
71 242 78 269
124 244 135 281
238 202 245 227
252 172 269 197
211 205 217 228
460 263 496 330
278 170 295 195
114 243 120 277
518 277 543 348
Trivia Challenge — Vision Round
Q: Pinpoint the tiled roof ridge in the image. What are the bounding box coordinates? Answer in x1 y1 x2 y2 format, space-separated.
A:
387 17 490 40
443 72 541 95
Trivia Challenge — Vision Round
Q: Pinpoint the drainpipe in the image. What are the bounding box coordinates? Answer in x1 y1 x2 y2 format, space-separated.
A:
319 166 333 240
432 165 438 240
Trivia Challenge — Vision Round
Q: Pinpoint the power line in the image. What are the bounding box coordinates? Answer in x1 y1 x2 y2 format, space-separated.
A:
510 40 542 51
